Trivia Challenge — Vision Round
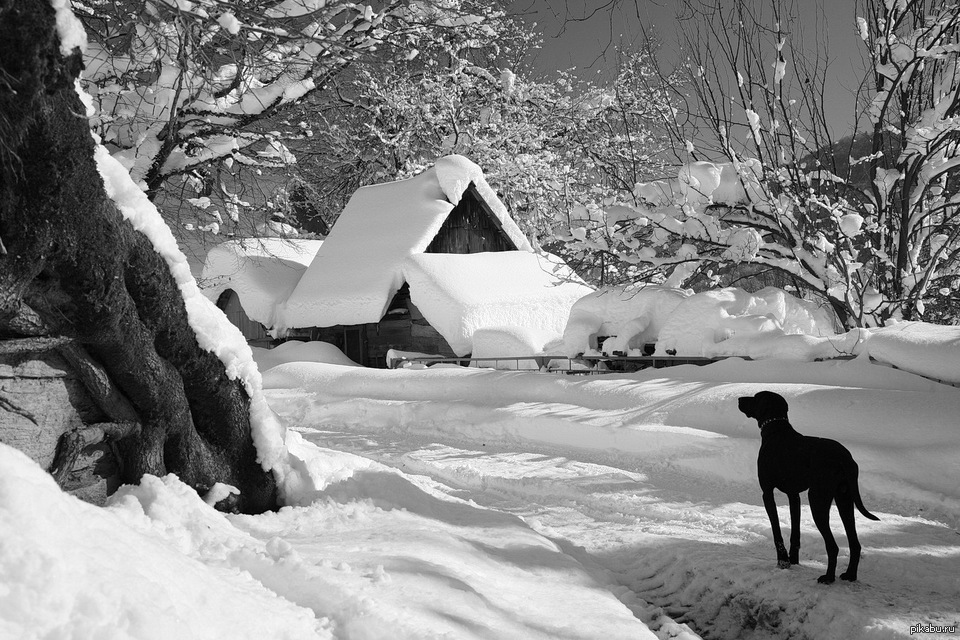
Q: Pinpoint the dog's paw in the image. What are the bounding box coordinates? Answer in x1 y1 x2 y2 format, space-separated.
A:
839 571 857 582
777 558 791 569
789 551 799 565
816 574 836 584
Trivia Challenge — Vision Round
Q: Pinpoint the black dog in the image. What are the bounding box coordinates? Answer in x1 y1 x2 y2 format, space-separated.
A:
738 391 879 584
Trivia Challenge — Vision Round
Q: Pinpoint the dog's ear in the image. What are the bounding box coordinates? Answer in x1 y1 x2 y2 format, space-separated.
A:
755 391 789 419
737 396 756 418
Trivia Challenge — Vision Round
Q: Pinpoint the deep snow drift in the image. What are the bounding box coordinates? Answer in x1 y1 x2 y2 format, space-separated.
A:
0 437 654 640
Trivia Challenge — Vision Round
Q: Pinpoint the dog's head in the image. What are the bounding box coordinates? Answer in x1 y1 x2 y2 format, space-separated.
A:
738 391 789 425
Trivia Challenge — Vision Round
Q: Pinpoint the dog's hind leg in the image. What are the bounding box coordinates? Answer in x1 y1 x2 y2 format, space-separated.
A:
836 490 861 582
809 489 839 584
788 493 801 564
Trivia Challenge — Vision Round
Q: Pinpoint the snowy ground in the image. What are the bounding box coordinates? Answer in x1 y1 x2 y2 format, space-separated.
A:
262 356 960 640
3 348 959 639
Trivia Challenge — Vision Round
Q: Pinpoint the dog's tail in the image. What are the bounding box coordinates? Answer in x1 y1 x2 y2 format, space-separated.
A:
855 488 880 520
849 462 881 521
843 456 880 520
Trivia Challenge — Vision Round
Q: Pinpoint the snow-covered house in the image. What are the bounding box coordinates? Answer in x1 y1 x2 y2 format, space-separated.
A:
279 155 592 366
202 155 593 365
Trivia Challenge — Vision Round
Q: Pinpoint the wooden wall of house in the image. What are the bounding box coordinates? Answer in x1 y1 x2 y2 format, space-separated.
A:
426 183 515 254
307 285 458 367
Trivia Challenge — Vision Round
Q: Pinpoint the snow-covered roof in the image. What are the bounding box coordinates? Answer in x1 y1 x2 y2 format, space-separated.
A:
281 155 532 328
200 238 323 331
402 251 594 356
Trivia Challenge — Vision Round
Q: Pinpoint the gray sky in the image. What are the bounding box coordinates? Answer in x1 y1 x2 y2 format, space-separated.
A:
509 0 867 136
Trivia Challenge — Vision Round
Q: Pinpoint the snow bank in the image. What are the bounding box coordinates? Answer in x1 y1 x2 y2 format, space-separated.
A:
857 321 960 385
471 326 558 369
0 440 656 640
250 340 360 372
553 285 838 358
551 286 960 383
282 155 532 329
402 251 593 355
656 286 838 356
0 445 327 640
549 285 690 355
200 238 322 333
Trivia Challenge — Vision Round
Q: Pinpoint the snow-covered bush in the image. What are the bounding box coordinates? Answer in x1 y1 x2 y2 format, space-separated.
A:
552 285 838 358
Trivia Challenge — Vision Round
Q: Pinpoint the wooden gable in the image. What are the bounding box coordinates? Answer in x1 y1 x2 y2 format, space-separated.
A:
426 182 515 254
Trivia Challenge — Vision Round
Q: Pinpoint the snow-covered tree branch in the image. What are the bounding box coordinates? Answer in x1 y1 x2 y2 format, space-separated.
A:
565 0 960 326
76 0 512 198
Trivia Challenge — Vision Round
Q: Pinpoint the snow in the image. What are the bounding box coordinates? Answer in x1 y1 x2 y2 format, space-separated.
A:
50 0 87 55
553 285 838 358
857 321 960 385
251 340 361 372
548 285 690 355
656 286 838 356
0 446 328 640
660 159 763 207
282 156 532 329
471 326 559 369
199 238 322 334
402 251 593 355
3 322 960 639
0 438 653 640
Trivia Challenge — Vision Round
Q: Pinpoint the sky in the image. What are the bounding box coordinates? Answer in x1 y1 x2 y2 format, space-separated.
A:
509 0 868 137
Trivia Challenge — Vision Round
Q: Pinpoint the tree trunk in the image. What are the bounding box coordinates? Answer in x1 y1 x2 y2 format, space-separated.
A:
0 0 277 513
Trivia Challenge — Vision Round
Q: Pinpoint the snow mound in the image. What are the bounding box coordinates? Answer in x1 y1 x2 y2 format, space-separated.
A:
0 444 328 640
549 285 690 355
858 321 960 385
655 287 837 356
402 251 593 355
471 326 558 369
250 340 361 372
0 437 657 640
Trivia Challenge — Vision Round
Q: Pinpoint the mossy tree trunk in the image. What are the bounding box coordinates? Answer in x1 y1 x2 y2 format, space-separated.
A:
0 0 277 513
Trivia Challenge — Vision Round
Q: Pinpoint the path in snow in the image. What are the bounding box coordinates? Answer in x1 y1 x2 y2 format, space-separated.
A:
274 418 960 640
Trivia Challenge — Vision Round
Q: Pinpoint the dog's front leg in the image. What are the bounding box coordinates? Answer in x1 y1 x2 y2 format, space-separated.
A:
762 490 790 568
788 493 801 564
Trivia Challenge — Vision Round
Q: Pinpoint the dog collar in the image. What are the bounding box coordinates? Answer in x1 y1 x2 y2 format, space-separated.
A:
758 417 788 430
